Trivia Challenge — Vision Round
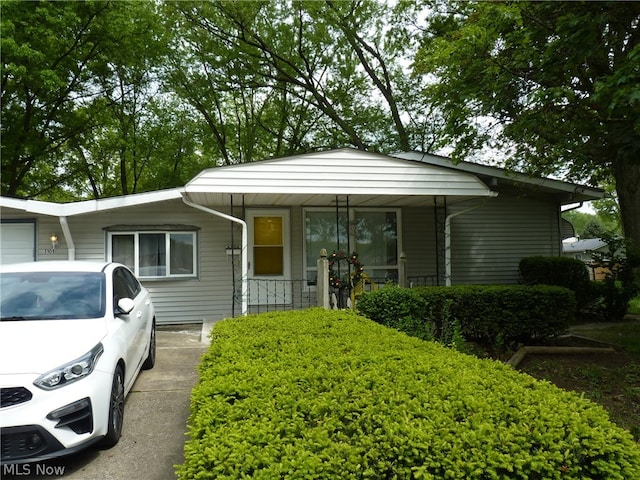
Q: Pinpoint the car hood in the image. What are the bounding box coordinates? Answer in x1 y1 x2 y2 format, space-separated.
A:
0 319 108 375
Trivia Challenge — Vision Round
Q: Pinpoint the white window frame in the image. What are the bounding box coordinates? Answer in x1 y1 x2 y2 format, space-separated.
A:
107 230 198 279
303 207 402 289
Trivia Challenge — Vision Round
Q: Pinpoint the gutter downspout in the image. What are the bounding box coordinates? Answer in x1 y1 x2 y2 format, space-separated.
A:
59 217 76 260
560 202 583 254
181 194 248 316
444 201 488 287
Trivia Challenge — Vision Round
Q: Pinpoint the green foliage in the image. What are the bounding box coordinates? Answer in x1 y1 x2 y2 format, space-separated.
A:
177 309 640 479
358 284 574 349
414 0 640 256
582 220 607 240
0 0 189 199
561 210 596 239
354 285 431 340
519 256 591 305
2 0 442 200
589 235 640 321
591 183 623 234
629 295 640 315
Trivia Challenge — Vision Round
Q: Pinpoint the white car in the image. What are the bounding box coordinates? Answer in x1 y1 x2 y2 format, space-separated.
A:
0 261 156 464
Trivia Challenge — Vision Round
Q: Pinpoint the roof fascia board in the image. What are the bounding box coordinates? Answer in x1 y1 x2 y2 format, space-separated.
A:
391 151 604 201
0 188 184 217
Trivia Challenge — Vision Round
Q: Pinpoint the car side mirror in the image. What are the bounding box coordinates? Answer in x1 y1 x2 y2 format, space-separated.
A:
116 298 135 316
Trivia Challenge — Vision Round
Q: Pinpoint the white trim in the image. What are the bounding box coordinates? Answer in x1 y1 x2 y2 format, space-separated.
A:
246 209 291 280
247 208 291 305
106 230 198 279
445 201 486 286
0 188 184 217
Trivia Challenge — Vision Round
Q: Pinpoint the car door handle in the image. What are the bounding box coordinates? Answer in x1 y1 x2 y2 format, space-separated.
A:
137 311 142 318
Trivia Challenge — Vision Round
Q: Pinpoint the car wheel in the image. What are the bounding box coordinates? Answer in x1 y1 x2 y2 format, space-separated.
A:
101 365 124 448
142 320 156 370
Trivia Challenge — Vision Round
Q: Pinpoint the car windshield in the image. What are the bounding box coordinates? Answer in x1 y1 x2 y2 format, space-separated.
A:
0 271 106 321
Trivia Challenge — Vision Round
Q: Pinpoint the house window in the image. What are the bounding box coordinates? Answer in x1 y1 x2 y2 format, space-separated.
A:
304 208 399 285
108 231 197 279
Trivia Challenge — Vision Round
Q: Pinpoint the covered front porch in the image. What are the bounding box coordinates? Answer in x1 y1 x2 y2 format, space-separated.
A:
181 149 498 316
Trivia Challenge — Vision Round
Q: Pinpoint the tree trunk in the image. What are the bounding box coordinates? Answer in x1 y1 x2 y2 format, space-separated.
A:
613 152 640 267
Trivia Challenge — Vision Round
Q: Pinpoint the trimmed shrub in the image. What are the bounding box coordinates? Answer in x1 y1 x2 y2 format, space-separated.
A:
426 284 574 346
177 309 640 479
358 284 574 348
519 256 590 304
589 280 634 321
353 284 432 340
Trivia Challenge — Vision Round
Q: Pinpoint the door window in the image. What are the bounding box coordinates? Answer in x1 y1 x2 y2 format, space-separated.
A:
253 216 284 275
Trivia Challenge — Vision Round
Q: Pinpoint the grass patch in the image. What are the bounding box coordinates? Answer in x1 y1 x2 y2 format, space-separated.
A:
571 322 640 357
629 295 640 315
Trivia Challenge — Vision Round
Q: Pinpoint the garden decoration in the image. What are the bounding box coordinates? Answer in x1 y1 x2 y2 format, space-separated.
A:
328 250 363 291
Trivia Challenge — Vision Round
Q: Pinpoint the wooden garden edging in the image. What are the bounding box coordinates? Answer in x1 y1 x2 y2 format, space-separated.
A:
507 344 616 369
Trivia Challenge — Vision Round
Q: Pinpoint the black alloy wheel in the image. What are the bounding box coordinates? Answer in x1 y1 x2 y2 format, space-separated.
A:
100 365 124 448
142 320 156 370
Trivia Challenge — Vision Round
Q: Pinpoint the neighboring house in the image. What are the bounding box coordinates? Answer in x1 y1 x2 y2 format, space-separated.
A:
0 149 603 325
563 238 609 263
563 237 619 281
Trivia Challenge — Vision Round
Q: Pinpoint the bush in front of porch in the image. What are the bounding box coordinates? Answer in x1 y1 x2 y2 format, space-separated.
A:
357 284 574 350
176 309 640 479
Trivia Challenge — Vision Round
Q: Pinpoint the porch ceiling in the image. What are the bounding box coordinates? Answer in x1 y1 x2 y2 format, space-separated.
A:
183 149 496 208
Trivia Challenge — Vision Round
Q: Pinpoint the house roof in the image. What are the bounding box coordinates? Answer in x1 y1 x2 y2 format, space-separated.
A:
1 148 604 214
183 148 496 207
391 151 604 204
563 238 608 254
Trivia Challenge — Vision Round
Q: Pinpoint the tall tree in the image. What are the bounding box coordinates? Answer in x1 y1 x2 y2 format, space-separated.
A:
413 1 640 255
163 0 436 163
1 0 197 200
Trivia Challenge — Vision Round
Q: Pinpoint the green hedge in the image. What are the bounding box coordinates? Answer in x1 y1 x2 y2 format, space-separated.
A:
176 309 640 479
357 284 574 347
519 256 591 305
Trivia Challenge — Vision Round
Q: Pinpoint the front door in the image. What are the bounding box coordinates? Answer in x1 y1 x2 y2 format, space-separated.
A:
247 209 291 305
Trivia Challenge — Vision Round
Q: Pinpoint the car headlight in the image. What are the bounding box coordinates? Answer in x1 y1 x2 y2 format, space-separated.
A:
34 343 104 390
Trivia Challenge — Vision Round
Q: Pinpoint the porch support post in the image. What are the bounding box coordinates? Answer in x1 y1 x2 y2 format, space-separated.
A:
317 248 330 309
398 251 407 287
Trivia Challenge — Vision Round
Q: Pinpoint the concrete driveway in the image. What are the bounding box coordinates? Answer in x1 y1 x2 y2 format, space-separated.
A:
2 326 207 480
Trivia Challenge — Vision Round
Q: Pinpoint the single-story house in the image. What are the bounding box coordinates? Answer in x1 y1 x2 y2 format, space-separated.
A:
563 238 609 263
0 148 603 325
563 237 623 281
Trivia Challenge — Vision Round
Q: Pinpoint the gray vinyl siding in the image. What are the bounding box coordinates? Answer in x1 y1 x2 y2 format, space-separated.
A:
449 196 561 285
2 200 236 325
76 199 234 325
1 191 565 322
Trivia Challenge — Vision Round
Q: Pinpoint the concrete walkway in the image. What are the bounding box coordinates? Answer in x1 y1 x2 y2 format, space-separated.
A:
3 327 207 480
